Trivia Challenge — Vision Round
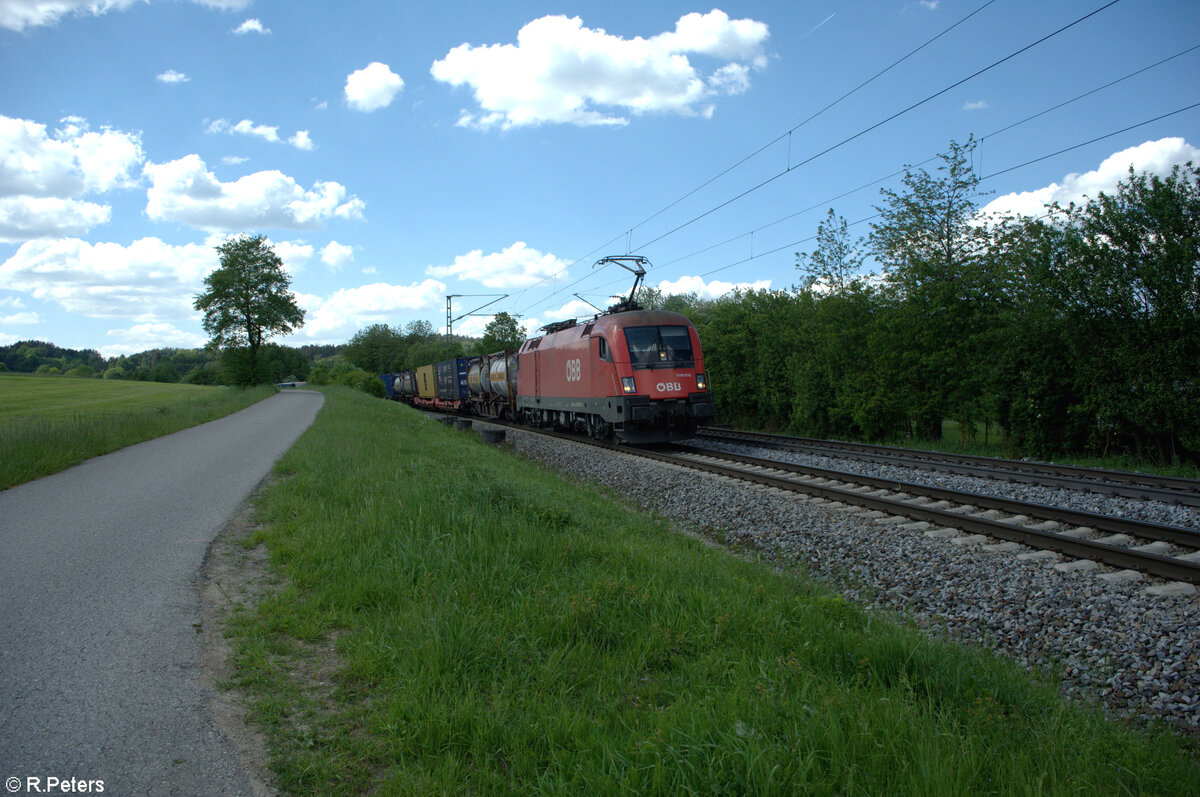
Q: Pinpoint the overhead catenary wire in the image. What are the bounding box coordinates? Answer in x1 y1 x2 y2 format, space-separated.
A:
673 101 1200 284
510 0 1005 318
621 0 1003 240
514 0 1173 322
631 0 1126 254
659 42 1200 272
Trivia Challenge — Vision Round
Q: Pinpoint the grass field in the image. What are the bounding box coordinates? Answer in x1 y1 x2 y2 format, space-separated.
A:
223 387 1200 795
0 373 276 489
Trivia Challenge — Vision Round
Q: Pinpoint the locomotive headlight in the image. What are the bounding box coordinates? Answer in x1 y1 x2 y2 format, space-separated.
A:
621 377 636 393
696 372 708 390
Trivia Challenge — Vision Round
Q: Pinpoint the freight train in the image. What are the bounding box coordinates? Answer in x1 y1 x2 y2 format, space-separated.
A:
381 306 715 444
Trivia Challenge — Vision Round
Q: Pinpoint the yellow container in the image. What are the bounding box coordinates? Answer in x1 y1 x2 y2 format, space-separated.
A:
416 365 437 399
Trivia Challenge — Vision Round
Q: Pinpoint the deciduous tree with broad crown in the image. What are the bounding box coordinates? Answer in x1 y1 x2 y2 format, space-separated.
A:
193 234 305 384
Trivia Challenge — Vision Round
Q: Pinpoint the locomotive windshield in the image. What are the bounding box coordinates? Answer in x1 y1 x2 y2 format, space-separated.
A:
624 325 694 368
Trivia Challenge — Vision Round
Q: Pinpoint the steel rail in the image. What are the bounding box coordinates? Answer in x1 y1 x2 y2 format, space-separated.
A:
669 445 1200 547
641 446 1200 584
697 428 1200 507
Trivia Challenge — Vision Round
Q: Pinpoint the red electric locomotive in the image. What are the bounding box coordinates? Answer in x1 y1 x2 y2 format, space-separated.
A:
516 257 715 443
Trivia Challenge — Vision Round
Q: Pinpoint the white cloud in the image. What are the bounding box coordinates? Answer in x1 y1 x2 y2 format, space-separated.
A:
0 196 111 241
962 100 988 111
708 63 751 95
156 69 190 84
207 118 314 150
232 17 268 35
0 0 139 31
103 322 207 356
320 240 354 270
191 0 251 8
344 62 404 112
295 279 446 339
0 311 42 324
0 236 216 321
207 118 278 142
0 0 250 32
221 155 249 166
980 137 1200 220
288 130 314 151
0 115 143 240
425 241 568 289
1 115 143 197
655 274 771 299
143 154 365 231
430 10 769 130
271 239 314 275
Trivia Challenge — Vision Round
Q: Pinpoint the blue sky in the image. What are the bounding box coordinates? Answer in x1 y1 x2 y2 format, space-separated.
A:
1 0 1197 356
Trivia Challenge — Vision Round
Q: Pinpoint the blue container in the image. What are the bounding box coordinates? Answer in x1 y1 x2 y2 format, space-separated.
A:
378 373 396 400
435 359 470 401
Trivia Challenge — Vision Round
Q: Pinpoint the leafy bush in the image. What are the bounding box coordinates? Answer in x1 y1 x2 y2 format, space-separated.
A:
151 362 180 383
220 347 274 387
184 367 219 385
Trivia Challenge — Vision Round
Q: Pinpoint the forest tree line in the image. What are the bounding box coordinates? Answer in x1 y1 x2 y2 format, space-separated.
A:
642 142 1199 466
0 313 523 395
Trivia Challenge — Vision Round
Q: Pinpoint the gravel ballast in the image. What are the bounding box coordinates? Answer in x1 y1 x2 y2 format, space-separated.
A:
493 425 1200 740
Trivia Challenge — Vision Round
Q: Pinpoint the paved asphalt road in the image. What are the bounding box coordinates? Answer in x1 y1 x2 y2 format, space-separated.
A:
0 389 324 796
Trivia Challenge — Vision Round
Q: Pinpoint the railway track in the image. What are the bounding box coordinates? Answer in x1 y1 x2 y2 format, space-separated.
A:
456 417 1200 586
644 444 1200 586
697 428 1200 508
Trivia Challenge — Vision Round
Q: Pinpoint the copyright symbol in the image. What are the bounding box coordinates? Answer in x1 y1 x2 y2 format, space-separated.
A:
5 776 20 793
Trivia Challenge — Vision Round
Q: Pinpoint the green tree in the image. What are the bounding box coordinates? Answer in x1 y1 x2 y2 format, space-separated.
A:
476 312 526 353
796 209 867 293
404 320 436 340
260 343 311 382
151 361 179 383
868 138 995 441
1057 163 1200 462
193 234 305 385
344 324 406 372
184 367 220 385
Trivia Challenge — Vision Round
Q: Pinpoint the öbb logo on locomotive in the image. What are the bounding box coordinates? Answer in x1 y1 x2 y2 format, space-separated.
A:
657 382 682 393
565 359 582 382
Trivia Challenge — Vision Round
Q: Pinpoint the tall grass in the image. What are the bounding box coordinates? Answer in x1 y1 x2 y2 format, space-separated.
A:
226 387 1199 795
0 374 276 488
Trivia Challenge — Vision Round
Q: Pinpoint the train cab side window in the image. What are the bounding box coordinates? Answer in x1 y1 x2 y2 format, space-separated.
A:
597 336 612 362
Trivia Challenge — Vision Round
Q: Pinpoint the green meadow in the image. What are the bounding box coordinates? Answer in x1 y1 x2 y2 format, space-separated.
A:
224 386 1200 795
0 373 275 489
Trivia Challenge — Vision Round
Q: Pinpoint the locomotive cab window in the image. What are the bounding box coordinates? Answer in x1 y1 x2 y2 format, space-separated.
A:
597 336 612 362
625 325 693 368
